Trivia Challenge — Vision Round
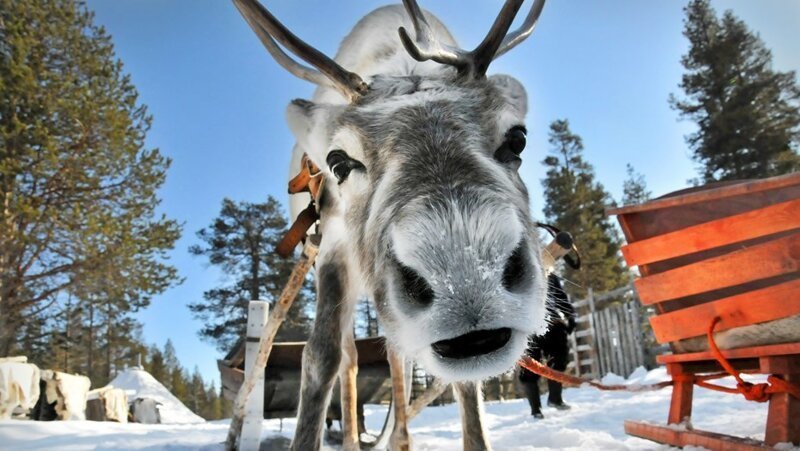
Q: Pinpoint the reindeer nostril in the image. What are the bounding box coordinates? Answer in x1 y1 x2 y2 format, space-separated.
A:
432 328 512 359
502 243 528 292
398 263 435 306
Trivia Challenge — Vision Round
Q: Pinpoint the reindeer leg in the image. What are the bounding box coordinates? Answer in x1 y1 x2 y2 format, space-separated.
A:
453 381 492 451
291 257 350 451
340 324 360 451
388 349 411 451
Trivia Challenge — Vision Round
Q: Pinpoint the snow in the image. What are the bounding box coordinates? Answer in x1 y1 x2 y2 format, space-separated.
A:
0 367 795 450
107 368 204 424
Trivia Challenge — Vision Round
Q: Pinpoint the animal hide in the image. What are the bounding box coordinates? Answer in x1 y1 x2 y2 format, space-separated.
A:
131 397 161 424
40 370 91 421
0 359 41 419
86 387 129 423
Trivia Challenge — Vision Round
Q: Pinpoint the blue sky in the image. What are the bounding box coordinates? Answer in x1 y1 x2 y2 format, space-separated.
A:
83 0 800 384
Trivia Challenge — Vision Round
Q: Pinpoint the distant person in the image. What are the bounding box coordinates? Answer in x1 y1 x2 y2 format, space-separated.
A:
519 273 576 418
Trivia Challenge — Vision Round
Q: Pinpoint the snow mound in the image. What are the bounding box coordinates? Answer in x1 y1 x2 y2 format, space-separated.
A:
600 366 671 387
108 368 203 424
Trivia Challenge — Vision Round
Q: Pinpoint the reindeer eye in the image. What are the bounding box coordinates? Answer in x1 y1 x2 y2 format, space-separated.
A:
494 126 527 168
326 150 365 184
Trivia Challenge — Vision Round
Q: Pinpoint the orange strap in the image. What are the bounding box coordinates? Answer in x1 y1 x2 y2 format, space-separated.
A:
700 316 800 402
517 356 674 392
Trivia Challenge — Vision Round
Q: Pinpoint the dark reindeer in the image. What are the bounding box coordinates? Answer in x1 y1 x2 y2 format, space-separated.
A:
232 1 548 449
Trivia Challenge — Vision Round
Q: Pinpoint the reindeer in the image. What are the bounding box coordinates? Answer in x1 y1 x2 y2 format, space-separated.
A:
232 1 548 449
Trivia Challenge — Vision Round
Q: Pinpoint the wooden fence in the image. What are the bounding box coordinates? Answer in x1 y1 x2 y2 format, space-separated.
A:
567 283 663 378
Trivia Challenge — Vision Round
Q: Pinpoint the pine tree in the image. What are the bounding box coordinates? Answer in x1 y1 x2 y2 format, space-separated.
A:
170 367 189 404
220 384 233 419
203 382 224 420
189 197 314 351
541 119 628 298
161 339 182 392
187 366 208 415
145 346 167 386
670 0 800 183
0 0 182 355
621 164 651 205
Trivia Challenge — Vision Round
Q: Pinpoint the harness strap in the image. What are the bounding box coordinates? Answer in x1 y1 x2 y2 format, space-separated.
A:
277 154 325 258
276 203 319 258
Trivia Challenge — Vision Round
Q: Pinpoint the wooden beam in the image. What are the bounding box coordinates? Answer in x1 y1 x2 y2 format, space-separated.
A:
620 198 800 267
635 232 800 305
406 378 449 421
649 279 800 343
658 343 800 364
225 236 319 451
625 421 770 450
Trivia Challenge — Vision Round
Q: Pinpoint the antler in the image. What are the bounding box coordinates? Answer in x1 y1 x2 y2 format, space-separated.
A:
232 0 368 102
398 0 546 78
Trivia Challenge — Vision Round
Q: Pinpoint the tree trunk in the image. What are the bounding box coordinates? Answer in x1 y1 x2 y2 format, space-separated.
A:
88 301 94 381
0 187 14 356
106 301 113 381
0 297 9 356
64 297 72 372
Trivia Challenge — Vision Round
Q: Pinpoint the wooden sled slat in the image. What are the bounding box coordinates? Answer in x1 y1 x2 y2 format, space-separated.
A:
649 279 800 343
621 198 800 267
608 172 800 217
635 232 800 305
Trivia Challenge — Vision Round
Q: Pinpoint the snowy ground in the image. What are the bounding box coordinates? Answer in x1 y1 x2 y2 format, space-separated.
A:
0 367 792 450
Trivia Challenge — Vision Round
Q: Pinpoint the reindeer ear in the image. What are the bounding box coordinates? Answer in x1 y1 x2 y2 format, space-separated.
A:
286 98 316 140
489 74 528 117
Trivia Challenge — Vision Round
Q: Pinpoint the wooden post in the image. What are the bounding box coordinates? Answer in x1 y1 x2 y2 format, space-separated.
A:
340 332 360 450
569 332 580 377
666 363 693 425
629 299 646 369
761 355 800 446
225 236 320 451
610 306 625 376
587 288 600 377
240 301 268 451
